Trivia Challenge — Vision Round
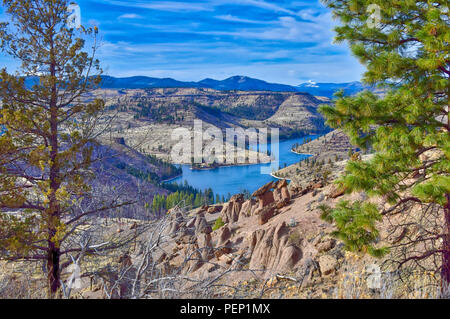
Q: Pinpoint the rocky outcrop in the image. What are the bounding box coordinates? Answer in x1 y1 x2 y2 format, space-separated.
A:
248 222 302 276
207 205 223 214
194 213 212 235
278 180 291 202
217 224 232 247
239 198 258 220
184 243 204 273
257 205 275 225
273 187 281 202
252 182 275 209
220 194 245 224
167 211 186 237
197 233 214 261
296 258 320 288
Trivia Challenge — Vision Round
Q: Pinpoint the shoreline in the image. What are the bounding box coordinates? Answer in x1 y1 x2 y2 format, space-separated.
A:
290 149 315 156
161 174 183 183
270 172 291 181
189 160 273 171
164 134 325 185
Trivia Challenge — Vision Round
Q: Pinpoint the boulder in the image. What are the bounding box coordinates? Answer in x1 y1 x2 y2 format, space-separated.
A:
318 255 338 276
214 240 233 260
277 179 288 188
311 181 324 189
280 245 303 270
329 185 346 199
316 239 336 253
219 253 234 265
252 181 274 197
197 232 212 248
207 205 222 214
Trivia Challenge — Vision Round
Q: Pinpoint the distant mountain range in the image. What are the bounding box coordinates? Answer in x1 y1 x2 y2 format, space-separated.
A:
99 75 372 98
23 75 372 98
297 80 370 98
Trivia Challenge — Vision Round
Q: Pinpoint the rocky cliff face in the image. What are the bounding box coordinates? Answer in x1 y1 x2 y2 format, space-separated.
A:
94 87 328 133
90 88 329 164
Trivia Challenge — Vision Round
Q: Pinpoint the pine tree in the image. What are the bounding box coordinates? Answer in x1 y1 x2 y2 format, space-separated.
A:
0 0 124 297
320 0 449 291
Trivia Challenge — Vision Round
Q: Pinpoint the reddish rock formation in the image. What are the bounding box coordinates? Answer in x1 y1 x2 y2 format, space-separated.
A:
198 233 214 261
207 205 223 214
273 187 282 202
276 198 290 209
239 198 258 220
257 205 275 225
194 213 212 235
252 181 275 209
217 225 231 246
277 179 291 202
167 211 184 237
185 244 203 273
248 222 302 275
220 194 245 223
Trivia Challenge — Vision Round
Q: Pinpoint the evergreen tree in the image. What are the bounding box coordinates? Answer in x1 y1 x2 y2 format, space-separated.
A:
0 0 134 297
320 0 449 290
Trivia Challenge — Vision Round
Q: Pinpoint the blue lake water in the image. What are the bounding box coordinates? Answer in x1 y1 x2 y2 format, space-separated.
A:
168 135 318 198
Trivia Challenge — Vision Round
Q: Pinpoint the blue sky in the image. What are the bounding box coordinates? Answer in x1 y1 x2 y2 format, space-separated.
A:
0 0 366 85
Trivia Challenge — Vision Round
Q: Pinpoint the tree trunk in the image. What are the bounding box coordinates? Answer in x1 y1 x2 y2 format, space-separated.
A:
47 239 61 298
442 193 450 296
46 31 62 299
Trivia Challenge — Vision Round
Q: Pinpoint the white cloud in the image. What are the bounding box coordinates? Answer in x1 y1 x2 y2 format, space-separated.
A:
99 1 214 12
214 14 266 24
118 13 143 19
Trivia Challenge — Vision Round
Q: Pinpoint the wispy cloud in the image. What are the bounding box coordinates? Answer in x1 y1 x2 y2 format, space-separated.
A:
214 14 266 24
1 0 363 85
97 0 214 12
118 13 144 19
